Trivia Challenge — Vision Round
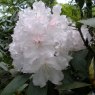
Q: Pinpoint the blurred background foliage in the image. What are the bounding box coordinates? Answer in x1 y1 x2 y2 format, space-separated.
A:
61 4 81 21
0 0 95 95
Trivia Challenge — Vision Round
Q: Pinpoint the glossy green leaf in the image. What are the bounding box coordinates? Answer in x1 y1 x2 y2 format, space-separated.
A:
18 83 28 92
26 80 47 95
1 74 30 95
63 68 74 84
58 82 90 90
0 62 8 71
70 50 88 80
0 52 3 58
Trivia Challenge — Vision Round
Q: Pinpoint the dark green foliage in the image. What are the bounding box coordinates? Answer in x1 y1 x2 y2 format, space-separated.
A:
26 80 47 95
75 0 92 18
75 0 85 9
86 0 92 18
1 74 30 95
70 50 89 81
57 50 92 95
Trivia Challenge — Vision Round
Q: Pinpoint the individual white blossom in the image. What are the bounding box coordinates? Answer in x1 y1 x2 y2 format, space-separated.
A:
9 1 91 87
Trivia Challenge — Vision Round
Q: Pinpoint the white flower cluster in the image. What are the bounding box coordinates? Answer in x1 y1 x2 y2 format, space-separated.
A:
9 1 91 87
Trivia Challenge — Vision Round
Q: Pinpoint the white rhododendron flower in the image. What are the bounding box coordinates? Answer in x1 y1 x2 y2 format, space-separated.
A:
9 1 91 87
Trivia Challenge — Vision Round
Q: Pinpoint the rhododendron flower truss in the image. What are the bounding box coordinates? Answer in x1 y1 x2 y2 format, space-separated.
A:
9 1 91 87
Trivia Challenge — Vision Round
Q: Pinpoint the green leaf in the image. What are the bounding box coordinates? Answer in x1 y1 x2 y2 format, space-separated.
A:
27 0 35 4
63 68 74 84
26 80 47 95
1 74 30 95
70 50 88 80
18 83 28 93
79 18 95 27
0 52 3 58
58 82 90 90
0 89 2 94
0 62 8 71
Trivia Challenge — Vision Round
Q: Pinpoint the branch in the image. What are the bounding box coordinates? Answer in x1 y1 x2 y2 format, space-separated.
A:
78 27 95 54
